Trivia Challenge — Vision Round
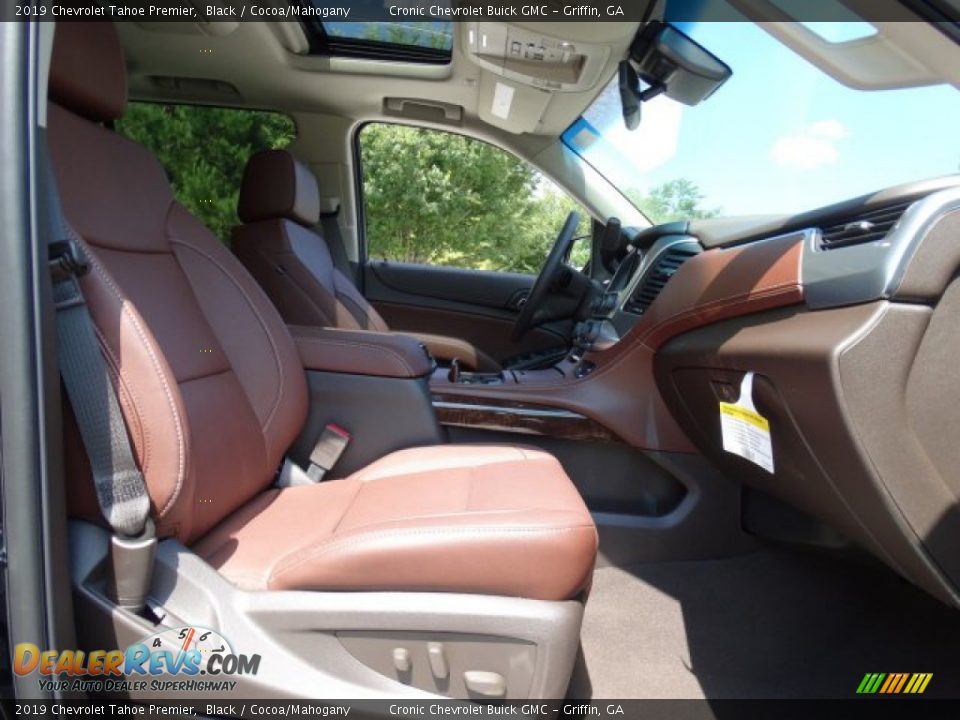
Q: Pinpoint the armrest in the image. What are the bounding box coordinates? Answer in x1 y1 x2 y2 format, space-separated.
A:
288 325 434 379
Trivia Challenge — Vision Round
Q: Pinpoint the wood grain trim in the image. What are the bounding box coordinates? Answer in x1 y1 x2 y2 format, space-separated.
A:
432 394 625 444
626 231 806 353
429 232 806 453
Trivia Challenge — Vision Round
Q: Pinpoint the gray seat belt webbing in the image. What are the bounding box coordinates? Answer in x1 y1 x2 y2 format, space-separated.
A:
52 265 151 538
319 209 356 285
45 152 156 612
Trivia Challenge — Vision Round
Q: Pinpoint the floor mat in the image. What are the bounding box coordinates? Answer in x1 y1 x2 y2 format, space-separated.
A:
569 547 960 698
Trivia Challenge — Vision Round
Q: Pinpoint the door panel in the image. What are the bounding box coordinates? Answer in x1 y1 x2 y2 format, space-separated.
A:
365 262 571 362
369 261 534 310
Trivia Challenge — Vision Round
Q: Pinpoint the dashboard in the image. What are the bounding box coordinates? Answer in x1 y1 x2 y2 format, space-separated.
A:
609 175 960 333
433 173 960 608
619 174 960 608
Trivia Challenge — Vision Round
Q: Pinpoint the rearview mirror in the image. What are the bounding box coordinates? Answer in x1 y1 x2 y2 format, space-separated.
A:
619 22 732 129
618 62 642 130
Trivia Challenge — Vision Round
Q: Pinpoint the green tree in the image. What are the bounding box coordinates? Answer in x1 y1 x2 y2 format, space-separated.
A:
360 124 589 274
626 179 720 224
119 108 589 274
116 103 295 243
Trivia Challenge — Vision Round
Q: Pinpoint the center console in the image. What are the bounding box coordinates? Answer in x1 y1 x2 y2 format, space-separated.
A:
288 325 444 477
429 230 806 454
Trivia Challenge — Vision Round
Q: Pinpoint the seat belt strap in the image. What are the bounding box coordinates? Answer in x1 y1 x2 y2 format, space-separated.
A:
52 246 151 538
48 212 156 612
319 203 356 285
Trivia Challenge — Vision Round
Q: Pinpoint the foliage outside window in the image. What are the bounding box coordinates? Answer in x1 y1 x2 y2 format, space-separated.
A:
626 179 719 224
359 124 591 275
117 103 296 243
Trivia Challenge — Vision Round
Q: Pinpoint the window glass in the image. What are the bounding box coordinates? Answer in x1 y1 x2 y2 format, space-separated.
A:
358 124 591 275
563 18 960 221
322 20 454 52
117 104 296 243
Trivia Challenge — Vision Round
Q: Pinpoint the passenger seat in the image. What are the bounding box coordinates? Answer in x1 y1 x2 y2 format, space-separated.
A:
233 149 501 372
48 20 596 699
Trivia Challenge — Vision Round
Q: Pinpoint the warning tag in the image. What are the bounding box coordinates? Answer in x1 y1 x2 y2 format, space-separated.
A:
719 372 774 474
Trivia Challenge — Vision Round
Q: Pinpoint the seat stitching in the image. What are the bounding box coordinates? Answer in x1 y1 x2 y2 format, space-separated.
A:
351 454 545 483
68 225 187 518
329 482 364 537
342 507 559 526
294 337 416 375
177 367 234 386
169 237 286 434
268 524 594 585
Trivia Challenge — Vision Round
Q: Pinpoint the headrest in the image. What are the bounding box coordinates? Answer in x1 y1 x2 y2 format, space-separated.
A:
50 22 127 122
238 150 321 227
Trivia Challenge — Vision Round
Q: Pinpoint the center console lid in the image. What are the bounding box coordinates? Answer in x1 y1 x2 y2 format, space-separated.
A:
289 325 434 379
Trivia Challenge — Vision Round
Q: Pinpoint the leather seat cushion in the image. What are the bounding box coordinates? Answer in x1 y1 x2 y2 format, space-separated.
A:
232 151 503 373
193 445 597 600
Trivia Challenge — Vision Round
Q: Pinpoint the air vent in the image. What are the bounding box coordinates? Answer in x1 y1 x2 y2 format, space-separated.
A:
818 201 911 250
624 244 700 315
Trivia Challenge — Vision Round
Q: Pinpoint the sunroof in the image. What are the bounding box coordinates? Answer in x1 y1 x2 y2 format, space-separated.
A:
303 1 454 62
323 21 454 51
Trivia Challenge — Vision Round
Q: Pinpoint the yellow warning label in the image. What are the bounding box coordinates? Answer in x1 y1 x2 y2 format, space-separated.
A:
719 402 770 432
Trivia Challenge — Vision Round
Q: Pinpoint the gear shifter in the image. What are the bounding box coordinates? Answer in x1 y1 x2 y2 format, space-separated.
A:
447 358 461 383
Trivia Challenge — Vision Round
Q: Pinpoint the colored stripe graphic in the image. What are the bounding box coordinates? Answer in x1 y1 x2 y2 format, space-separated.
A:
858 673 886 694
879 674 898 693
858 672 932 694
893 673 909 693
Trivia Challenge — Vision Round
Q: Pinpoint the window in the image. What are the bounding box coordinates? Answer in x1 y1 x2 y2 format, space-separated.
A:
302 6 453 63
116 104 296 243
358 124 591 275
563 18 960 221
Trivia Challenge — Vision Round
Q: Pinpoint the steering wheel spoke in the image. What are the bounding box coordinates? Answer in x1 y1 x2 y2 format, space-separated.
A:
511 211 583 341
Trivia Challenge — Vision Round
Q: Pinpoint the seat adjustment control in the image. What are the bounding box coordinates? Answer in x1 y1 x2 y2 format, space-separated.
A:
392 647 411 674
464 670 507 698
427 642 449 679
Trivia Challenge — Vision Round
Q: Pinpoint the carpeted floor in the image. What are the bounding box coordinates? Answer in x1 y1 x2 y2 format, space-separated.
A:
569 547 960 699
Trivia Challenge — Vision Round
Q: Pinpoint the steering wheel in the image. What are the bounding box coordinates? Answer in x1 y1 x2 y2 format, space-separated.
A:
511 211 582 341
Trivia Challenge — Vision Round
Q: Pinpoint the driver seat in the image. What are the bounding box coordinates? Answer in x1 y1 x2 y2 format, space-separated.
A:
232 150 501 372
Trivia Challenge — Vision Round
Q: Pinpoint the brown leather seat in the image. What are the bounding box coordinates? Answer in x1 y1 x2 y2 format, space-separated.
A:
49 21 596 601
194 446 596 599
233 150 501 372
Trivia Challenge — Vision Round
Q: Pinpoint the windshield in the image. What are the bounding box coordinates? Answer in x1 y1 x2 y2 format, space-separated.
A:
563 20 960 223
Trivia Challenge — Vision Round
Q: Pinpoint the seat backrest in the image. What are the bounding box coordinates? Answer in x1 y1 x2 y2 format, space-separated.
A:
233 150 389 332
48 22 307 544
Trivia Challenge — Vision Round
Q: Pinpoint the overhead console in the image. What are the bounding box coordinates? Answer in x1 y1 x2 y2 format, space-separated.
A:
460 22 621 134
462 23 610 92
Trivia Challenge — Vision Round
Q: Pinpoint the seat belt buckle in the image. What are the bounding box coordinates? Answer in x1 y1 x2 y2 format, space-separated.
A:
108 518 157 614
49 238 89 282
306 423 351 481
